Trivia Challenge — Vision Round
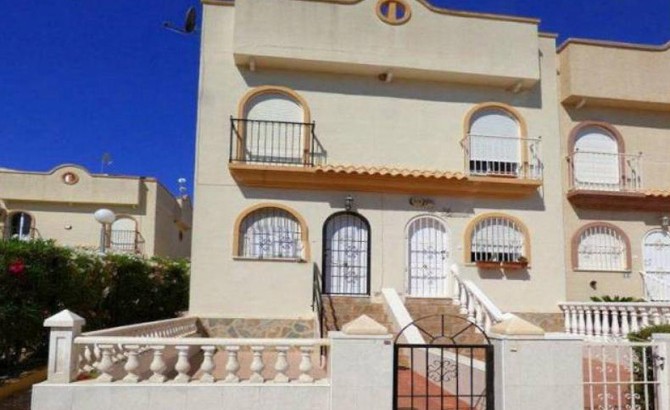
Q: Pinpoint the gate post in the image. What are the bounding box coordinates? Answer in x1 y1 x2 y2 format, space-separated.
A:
652 333 670 410
490 315 584 410
329 315 393 410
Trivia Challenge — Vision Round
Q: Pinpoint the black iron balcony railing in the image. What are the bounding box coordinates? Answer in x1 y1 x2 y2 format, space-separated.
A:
108 230 145 254
229 118 320 166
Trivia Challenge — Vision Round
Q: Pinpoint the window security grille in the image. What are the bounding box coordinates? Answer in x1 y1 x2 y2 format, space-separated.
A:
643 230 670 274
470 216 524 263
323 213 370 295
239 208 302 259
577 225 627 271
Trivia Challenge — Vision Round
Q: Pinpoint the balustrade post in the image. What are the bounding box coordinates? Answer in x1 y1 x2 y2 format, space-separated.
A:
570 307 578 335
585 307 593 337
562 306 571 334
459 284 468 315
641 309 650 328
620 307 630 336
148 346 167 383
43 310 86 383
577 307 586 336
198 346 217 383
629 307 640 333
223 346 241 383
249 346 265 383
97 345 115 382
652 308 662 326
593 308 602 338
122 345 141 383
273 346 290 383
601 307 610 338
174 345 191 383
467 293 476 323
298 347 315 383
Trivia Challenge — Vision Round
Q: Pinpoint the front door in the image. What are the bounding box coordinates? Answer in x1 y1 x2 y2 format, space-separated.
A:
323 212 370 295
407 217 449 297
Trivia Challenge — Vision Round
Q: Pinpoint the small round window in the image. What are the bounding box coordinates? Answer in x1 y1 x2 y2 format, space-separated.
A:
377 0 411 25
62 172 79 185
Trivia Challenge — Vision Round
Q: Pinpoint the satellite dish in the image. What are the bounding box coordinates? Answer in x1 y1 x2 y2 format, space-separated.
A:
163 6 197 35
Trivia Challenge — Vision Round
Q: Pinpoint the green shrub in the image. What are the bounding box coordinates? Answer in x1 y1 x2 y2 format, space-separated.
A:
628 324 670 342
0 239 189 378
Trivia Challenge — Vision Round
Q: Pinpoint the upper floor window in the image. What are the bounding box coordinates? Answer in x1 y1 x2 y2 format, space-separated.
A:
570 124 624 191
466 105 524 177
232 87 313 166
574 223 629 271
236 205 307 260
467 213 528 266
8 212 33 240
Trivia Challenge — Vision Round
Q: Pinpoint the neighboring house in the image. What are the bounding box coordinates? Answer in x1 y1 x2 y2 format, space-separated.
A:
558 40 670 302
0 164 192 259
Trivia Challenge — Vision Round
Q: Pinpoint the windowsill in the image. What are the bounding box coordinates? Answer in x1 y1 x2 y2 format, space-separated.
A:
233 256 306 263
574 269 632 274
464 262 531 269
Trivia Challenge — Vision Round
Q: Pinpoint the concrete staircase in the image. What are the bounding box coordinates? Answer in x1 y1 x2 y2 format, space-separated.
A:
321 295 392 332
402 297 488 345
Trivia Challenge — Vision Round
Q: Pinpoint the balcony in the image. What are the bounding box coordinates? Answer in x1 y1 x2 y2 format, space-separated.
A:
567 152 670 211
461 134 542 180
228 119 542 198
108 229 145 254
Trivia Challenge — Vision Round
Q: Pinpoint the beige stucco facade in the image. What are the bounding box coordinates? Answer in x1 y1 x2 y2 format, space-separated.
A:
189 0 569 318
558 40 670 301
0 164 192 259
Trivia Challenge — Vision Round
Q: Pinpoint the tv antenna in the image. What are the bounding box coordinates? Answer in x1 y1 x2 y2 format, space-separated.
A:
100 152 113 174
163 6 198 35
178 178 188 197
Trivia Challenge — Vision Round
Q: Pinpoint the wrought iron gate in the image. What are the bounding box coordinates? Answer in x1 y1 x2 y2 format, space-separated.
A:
394 315 494 410
323 212 370 295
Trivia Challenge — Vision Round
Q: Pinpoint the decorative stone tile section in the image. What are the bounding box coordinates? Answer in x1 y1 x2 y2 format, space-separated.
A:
199 318 315 339
511 312 565 332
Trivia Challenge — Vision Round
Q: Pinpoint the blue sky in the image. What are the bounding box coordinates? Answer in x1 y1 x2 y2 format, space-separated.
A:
1 0 668 196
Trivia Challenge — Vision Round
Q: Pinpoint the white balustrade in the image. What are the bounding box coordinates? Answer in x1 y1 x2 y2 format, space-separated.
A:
73 336 329 384
82 316 198 338
559 302 670 339
450 264 506 332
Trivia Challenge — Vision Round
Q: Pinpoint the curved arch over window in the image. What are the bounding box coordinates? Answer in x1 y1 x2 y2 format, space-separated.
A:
322 212 371 295
110 216 139 253
465 213 529 265
406 215 450 297
235 86 311 165
7 211 34 240
573 223 630 271
464 103 526 177
234 204 309 260
570 123 623 191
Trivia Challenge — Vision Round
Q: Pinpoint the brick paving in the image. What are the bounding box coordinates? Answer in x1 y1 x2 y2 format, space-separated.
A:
0 389 31 410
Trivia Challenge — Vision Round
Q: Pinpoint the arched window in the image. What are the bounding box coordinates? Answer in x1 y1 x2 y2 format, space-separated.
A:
323 212 370 295
467 214 528 265
466 105 523 177
574 224 629 271
643 230 670 274
571 125 622 191
8 212 33 240
236 206 306 260
110 217 139 253
406 216 450 297
236 87 310 165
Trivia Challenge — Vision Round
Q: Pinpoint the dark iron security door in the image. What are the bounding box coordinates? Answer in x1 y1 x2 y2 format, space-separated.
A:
322 212 370 295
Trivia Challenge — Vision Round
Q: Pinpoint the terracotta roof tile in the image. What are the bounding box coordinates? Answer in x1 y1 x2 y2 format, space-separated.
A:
315 164 467 180
644 190 670 198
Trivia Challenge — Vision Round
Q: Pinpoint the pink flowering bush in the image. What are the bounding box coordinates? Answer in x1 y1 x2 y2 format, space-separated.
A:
0 239 189 378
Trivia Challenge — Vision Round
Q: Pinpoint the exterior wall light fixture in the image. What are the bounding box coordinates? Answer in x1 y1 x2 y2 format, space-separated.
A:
345 195 354 211
662 215 670 229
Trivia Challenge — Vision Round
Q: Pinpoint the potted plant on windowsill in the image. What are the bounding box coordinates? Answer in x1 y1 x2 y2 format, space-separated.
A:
501 256 528 270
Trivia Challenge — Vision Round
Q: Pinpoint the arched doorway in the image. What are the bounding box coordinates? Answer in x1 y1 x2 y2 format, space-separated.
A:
322 212 370 295
642 229 670 301
406 216 450 297
572 126 621 191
